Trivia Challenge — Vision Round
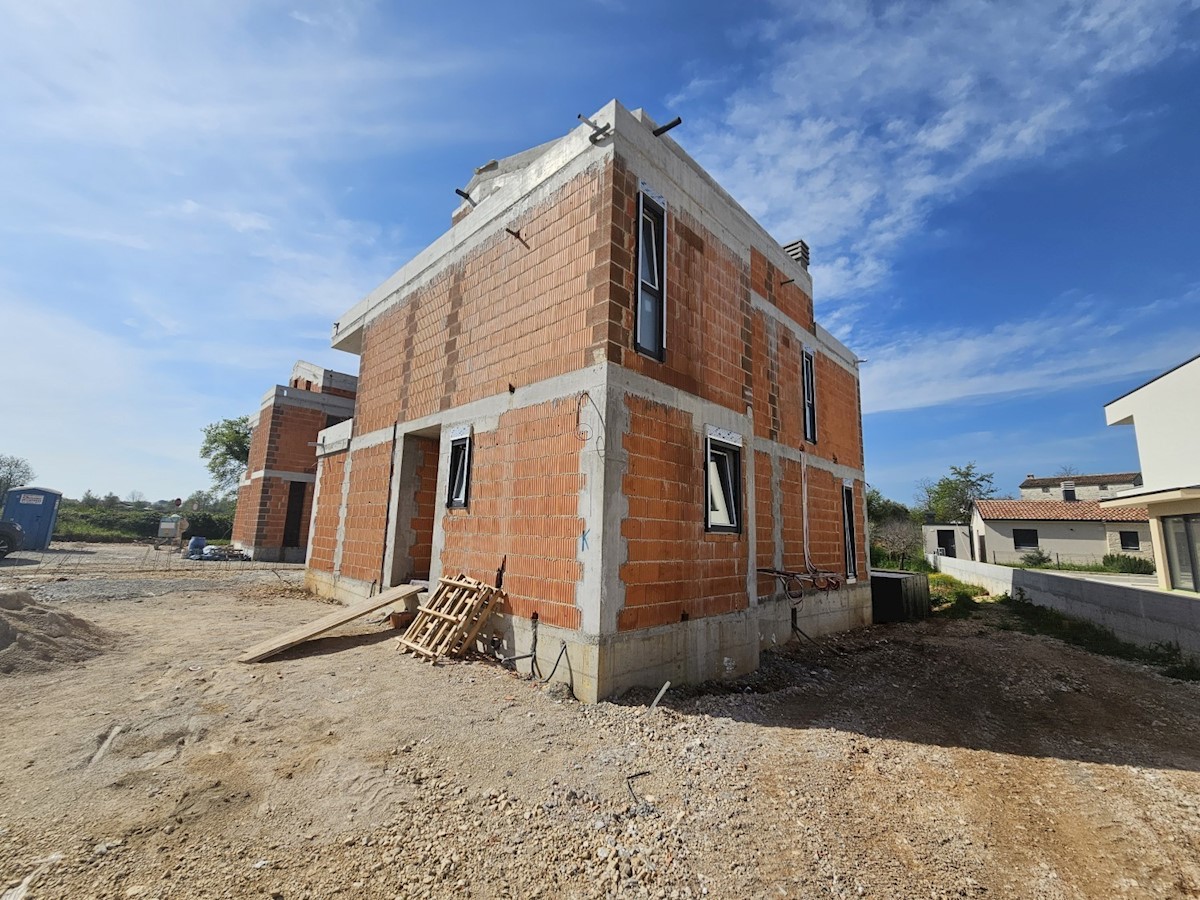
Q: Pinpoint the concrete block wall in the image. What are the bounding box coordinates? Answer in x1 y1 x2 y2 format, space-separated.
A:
931 554 1199 659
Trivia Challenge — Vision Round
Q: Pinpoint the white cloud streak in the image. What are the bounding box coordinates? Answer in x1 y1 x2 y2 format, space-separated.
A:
683 0 1200 300
859 289 1200 414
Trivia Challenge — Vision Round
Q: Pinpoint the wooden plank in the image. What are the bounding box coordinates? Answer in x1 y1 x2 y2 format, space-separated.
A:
238 584 423 663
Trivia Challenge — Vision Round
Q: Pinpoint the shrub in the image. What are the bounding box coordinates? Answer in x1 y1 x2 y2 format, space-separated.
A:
1102 553 1155 575
929 573 988 618
1020 548 1053 567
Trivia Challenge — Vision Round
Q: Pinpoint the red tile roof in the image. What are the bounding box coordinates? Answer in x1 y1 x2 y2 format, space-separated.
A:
975 499 1148 522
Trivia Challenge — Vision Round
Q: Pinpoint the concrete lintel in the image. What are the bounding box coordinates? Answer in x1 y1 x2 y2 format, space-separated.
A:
348 364 611 453
756 438 864 483
248 470 316 483
750 291 859 376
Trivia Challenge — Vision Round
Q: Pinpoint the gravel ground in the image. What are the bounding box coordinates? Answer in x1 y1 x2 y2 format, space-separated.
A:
2 544 1198 899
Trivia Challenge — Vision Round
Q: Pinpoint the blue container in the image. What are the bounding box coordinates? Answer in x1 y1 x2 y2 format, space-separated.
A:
2 487 63 551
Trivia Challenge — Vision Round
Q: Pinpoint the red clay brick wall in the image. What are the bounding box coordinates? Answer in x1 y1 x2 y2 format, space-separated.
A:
407 436 439 580
263 404 326 475
606 158 752 414
319 386 357 400
308 452 346 573
338 441 394 584
750 247 814 332
618 396 749 631
439 399 584 630
351 164 613 437
231 480 260 547
814 356 864 471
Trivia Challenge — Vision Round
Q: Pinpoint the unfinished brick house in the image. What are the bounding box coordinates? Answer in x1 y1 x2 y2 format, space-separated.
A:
305 100 870 700
231 361 357 562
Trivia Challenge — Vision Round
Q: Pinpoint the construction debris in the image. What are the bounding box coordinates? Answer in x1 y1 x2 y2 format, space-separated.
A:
237 584 422 663
395 575 500 662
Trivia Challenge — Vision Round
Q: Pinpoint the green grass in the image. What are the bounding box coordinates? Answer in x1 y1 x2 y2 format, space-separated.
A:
928 572 989 618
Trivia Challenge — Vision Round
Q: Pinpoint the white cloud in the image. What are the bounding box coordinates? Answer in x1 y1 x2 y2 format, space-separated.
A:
682 0 1200 301
858 289 1200 414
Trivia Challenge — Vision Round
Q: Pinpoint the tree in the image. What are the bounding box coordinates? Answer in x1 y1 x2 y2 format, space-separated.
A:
80 490 100 508
0 455 35 498
915 462 996 524
200 416 252 494
1055 465 1081 477
874 519 922 563
126 490 147 508
866 487 912 525
101 492 120 509
184 489 236 516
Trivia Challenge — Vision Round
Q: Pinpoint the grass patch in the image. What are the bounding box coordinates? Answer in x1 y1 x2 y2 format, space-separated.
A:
998 588 1200 681
928 573 989 619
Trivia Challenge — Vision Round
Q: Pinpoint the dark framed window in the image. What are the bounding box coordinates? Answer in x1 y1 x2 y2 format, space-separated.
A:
447 436 471 508
1062 487 1076 501
635 192 666 360
1119 530 1140 551
1012 528 1039 550
842 484 858 578
705 439 741 533
802 349 818 443
1162 515 1199 592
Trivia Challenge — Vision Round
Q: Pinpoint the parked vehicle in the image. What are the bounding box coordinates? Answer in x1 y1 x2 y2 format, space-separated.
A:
0 519 25 558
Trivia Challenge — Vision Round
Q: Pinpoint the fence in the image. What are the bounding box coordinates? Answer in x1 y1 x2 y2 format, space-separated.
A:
929 554 1200 659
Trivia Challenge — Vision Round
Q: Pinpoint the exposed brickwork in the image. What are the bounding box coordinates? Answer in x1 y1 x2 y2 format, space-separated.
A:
439 398 584 630
606 157 752 414
618 396 749 631
338 442 393 584
814 355 865 472
407 436 440 580
750 246 814 332
308 452 346 574
351 164 613 436
232 399 334 555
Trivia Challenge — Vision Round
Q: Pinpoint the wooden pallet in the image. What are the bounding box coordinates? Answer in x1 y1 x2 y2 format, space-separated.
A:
395 575 499 662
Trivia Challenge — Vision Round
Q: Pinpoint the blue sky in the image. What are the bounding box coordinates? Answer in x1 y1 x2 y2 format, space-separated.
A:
2 0 1198 505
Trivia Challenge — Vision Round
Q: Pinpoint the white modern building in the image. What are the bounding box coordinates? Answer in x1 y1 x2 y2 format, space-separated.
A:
1101 354 1200 592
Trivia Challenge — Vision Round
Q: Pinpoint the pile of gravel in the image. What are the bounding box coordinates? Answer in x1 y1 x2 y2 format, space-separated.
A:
0 590 115 676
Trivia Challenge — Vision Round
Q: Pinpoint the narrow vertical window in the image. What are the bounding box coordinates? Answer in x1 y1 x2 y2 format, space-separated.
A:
635 192 666 360
447 436 471 508
706 439 741 533
842 483 858 578
802 349 818 443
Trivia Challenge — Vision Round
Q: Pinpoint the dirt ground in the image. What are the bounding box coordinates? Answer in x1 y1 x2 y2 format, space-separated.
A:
2 544 1199 899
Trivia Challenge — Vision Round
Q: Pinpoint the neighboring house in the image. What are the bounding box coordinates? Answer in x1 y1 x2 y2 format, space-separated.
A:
971 499 1152 566
231 361 357 562
922 523 971 559
302 100 870 701
1018 472 1141 501
1101 353 1200 592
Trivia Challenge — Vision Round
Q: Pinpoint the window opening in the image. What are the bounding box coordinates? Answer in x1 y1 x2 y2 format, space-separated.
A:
842 484 857 578
447 436 471 508
802 350 818 443
635 193 666 360
705 440 740 533
1012 528 1039 550
1119 530 1140 551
